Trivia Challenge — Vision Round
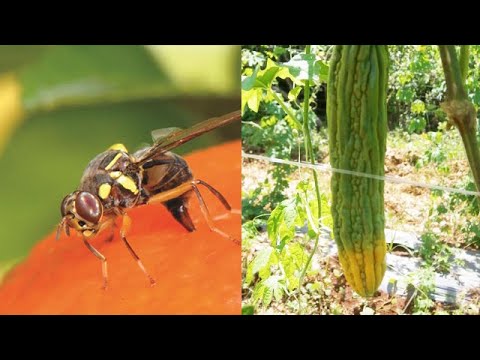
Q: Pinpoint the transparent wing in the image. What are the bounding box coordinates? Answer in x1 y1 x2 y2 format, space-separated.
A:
151 127 183 142
136 110 241 164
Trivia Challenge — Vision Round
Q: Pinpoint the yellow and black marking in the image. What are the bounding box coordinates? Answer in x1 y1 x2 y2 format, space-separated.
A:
105 170 139 196
108 143 128 152
109 171 122 180
104 153 123 171
115 174 139 195
98 183 112 200
98 151 125 170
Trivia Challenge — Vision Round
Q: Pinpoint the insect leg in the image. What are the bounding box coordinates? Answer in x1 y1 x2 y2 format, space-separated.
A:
55 219 65 241
194 179 231 210
190 182 240 246
56 216 71 241
105 222 116 243
146 182 193 205
95 215 116 243
82 237 108 290
119 212 156 286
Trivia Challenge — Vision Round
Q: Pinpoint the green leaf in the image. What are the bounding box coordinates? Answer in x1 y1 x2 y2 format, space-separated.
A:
249 89 262 113
273 46 287 58
273 286 284 302
286 271 300 291
398 71 413 85
252 283 265 304
245 261 255 284
282 53 317 83
256 66 281 88
411 99 426 114
251 247 274 275
289 242 307 268
242 88 262 113
397 86 415 102
242 305 255 315
282 244 307 291
262 285 273 306
145 45 238 95
241 65 260 91
283 201 298 229
314 60 329 83
263 275 283 305
19 45 172 114
0 46 50 74
408 116 427 134
259 249 277 280
267 203 285 243
267 198 300 250
258 260 273 280
288 86 302 101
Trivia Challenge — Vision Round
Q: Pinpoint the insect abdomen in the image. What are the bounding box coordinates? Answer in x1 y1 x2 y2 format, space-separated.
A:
141 152 193 196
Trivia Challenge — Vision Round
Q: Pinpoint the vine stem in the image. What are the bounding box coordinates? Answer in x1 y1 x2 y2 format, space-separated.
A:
268 89 303 130
459 45 470 84
296 45 323 315
438 45 480 193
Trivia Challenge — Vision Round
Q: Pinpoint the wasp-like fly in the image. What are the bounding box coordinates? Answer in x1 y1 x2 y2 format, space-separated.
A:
57 110 241 289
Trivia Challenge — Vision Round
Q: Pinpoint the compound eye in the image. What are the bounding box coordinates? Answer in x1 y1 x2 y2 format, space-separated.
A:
60 194 71 217
75 192 102 224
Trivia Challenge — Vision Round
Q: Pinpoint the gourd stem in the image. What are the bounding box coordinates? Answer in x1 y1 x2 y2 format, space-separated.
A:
297 45 322 314
438 45 480 193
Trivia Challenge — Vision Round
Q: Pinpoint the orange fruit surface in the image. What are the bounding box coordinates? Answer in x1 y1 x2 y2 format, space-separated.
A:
0 140 241 314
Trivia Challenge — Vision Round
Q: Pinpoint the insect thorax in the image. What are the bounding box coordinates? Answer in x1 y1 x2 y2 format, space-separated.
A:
78 149 142 210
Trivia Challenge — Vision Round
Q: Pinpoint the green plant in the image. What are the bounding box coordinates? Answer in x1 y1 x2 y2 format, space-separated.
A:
405 267 437 314
463 220 480 248
242 44 480 314
244 180 333 309
415 131 449 173
241 103 297 221
417 231 455 273
242 45 329 313
429 177 480 249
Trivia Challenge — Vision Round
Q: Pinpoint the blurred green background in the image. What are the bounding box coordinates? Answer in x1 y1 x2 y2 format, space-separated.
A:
0 45 240 280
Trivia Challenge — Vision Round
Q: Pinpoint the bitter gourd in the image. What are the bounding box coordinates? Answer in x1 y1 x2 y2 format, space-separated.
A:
326 45 388 297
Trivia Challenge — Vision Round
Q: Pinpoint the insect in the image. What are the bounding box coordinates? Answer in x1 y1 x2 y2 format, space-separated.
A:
56 110 241 289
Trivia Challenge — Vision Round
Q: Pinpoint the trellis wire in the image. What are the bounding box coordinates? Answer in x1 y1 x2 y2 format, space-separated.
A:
242 152 480 197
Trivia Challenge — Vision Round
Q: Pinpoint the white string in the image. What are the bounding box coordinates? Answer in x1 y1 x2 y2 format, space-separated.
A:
242 152 480 197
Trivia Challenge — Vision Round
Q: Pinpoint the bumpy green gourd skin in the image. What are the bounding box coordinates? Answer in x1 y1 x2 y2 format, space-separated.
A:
326 45 388 297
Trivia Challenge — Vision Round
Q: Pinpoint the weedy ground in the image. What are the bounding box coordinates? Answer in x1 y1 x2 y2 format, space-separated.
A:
242 129 480 315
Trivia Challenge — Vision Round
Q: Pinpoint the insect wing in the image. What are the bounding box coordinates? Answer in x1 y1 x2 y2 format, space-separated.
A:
151 127 183 142
137 110 241 164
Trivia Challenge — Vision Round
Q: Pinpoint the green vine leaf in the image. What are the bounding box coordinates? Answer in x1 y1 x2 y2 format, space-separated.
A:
241 64 260 91
250 247 274 278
